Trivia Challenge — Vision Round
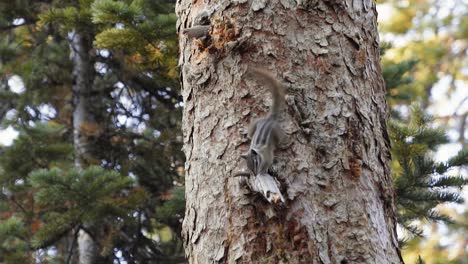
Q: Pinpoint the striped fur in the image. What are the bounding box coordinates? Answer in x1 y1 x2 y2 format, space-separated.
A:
242 68 286 176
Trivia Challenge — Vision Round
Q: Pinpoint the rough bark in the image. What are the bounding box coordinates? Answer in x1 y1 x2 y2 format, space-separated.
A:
176 0 403 263
69 30 99 264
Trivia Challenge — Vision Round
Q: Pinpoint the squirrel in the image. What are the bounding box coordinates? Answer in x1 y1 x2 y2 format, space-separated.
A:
241 68 286 176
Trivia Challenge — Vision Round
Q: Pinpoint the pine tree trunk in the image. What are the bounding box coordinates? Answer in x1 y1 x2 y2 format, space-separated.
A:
176 0 403 263
69 30 99 264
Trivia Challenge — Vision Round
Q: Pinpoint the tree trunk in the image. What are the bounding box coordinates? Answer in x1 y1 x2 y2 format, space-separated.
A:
177 0 403 263
69 30 99 264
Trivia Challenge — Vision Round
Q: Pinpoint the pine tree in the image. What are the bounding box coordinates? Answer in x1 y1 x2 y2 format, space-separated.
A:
0 123 72 263
389 106 467 237
382 43 467 242
1 0 464 263
379 1 468 261
0 0 185 262
177 0 404 262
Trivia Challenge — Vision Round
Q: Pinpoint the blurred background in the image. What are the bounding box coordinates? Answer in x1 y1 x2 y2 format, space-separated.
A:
377 0 467 262
0 0 466 263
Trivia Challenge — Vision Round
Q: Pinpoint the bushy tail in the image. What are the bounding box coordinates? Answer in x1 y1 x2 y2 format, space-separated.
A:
248 67 285 118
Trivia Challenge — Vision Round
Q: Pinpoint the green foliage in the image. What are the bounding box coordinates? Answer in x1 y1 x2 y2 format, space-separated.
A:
29 166 142 248
95 27 145 50
0 122 73 262
383 57 419 104
37 1 94 33
30 167 132 209
380 2 468 250
0 122 72 185
379 0 465 109
457 15 468 39
390 106 467 236
157 186 185 226
381 7 416 34
0 216 27 239
0 0 184 262
91 0 143 24
91 0 179 83
0 216 30 263
12 0 467 262
0 123 148 259
38 7 80 30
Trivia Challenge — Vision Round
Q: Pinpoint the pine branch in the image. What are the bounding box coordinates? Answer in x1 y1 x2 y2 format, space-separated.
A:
425 209 452 223
428 175 467 189
400 223 424 237
447 148 468 167
97 55 181 109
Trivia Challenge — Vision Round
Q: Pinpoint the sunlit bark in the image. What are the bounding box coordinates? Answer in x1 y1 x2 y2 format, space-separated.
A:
177 0 403 263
